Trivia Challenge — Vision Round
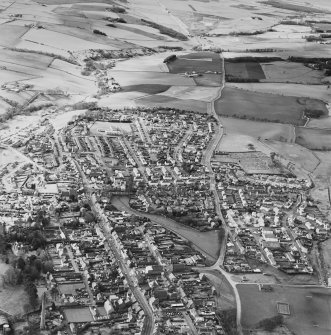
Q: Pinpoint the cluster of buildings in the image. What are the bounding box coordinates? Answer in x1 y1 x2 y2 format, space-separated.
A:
212 160 328 275
99 209 224 334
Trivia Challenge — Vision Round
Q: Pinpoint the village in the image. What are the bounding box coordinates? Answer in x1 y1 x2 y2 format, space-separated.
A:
0 105 330 334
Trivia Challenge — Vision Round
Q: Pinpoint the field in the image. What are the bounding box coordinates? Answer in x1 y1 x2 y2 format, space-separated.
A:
167 52 222 74
112 52 180 72
193 73 222 86
90 121 132 135
217 134 270 153
295 127 331 150
110 70 196 86
136 95 207 113
21 28 120 52
122 84 170 94
225 61 266 81
238 284 331 335
261 62 324 84
220 118 294 142
227 83 331 102
216 87 326 125
159 86 220 102
63 307 94 323
321 238 331 278
0 100 11 116
263 141 320 172
0 262 29 316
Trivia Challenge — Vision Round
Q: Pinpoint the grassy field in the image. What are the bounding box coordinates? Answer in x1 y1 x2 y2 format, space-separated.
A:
225 61 266 81
216 87 325 125
321 238 331 278
0 262 29 316
238 284 331 335
217 134 269 153
263 140 320 172
194 73 222 86
261 62 324 84
227 83 331 102
160 86 220 102
295 127 331 150
220 117 293 142
110 70 196 86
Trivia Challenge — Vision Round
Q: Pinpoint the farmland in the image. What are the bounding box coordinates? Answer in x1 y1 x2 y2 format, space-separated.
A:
238 284 331 335
159 86 220 102
110 70 196 87
261 62 325 84
262 140 320 172
225 61 266 81
295 127 331 150
167 52 222 74
216 87 327 125
136 95 207 113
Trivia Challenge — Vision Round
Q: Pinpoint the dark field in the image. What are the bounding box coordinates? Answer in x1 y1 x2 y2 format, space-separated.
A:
225 61 266 80
238 284 331 335
215 87 327 125
136 94 207 113
167 52 222 74
122 84 170 94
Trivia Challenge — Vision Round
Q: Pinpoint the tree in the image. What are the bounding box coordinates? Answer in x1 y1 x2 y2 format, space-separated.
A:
17 257 26 271
23 303 31 322
84 211 95 223
42 260 53 274
258 315 283 331
0 235 7 254
3 266 20 285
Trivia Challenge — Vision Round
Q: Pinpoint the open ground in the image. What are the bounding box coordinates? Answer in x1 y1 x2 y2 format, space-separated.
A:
216 87 327 125
238 284 331 335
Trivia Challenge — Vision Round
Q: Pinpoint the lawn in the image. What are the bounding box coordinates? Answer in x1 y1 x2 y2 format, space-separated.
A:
216 87 326 125
295 127 331 150
225 61 266 81
238 284 331 335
